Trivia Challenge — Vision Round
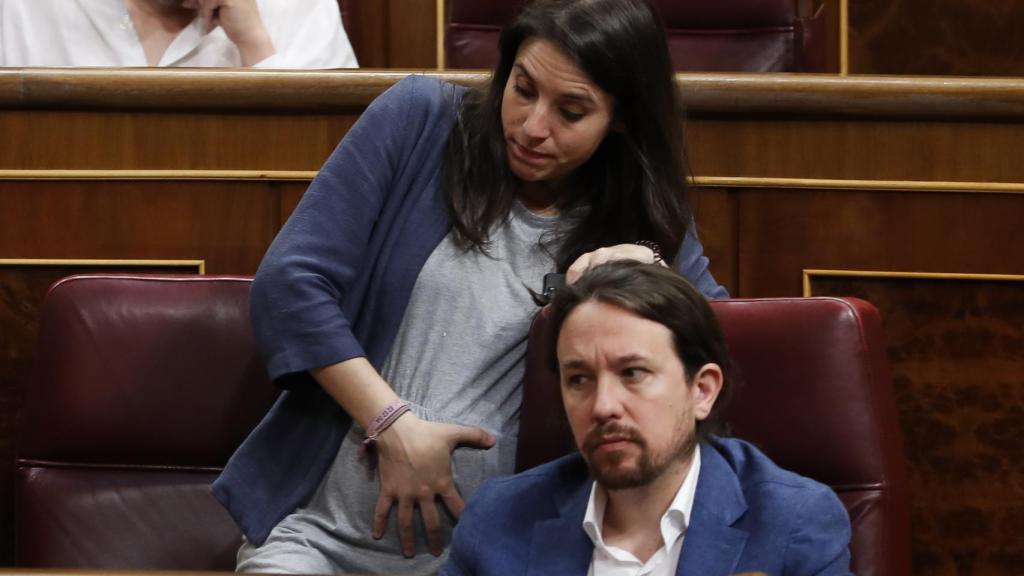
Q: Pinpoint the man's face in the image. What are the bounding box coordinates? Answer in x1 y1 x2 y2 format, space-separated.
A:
557 300 720 490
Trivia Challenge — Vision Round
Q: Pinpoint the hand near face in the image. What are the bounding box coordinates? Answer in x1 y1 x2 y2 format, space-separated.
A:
566 243 666 285
373 414 496 557
182 0 274 66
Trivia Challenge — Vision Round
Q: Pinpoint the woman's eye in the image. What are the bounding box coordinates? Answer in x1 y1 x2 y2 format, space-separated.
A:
514 84 534 98
560 109 585 122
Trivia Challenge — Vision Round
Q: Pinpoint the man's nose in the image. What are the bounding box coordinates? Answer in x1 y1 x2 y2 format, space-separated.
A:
591 378 625 422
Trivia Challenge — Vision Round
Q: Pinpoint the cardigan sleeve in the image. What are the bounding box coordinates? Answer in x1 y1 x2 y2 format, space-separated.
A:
676 225 729 299
250 75 445 382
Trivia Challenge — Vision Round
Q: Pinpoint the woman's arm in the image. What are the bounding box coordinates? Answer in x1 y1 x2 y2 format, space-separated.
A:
253 76 489 555
311 359 495 557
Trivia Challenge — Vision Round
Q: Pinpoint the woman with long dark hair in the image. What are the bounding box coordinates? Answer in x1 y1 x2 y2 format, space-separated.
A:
216 0 727 572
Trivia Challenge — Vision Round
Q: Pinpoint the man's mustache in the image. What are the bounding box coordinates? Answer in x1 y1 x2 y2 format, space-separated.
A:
582 422 645 453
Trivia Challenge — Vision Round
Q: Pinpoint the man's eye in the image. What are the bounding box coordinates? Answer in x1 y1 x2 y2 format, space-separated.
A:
622 367 646 381
565 374 589 388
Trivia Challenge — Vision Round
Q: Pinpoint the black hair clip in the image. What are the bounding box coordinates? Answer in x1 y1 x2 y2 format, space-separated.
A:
529 273 567 306
542 273 566 302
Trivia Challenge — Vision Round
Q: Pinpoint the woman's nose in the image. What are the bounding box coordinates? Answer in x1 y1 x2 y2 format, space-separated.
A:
522 104 551 140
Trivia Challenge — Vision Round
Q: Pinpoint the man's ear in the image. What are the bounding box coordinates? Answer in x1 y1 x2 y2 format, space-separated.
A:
690 363 723 421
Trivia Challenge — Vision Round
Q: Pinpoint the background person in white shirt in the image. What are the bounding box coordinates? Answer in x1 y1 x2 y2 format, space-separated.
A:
0 0 358 68
442 261 853 576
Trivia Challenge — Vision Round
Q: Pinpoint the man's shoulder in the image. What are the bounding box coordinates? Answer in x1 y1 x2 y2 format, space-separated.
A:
478 453 589 502
704 437 853 574
708 436 841 509
463 453 590 527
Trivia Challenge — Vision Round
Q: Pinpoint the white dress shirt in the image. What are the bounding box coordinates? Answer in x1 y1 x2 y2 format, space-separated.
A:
0 0 358 68
583 444 702 576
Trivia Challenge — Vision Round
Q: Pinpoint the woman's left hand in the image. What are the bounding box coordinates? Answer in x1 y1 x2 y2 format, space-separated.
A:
566 243 666 285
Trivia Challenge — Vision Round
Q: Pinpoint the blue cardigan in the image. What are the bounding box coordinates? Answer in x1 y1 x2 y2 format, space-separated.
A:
212 75 728 545
442 438 853 576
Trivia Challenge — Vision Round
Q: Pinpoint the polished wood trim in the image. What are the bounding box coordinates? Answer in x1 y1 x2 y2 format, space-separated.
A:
4 69 1024 118
0 258 206 274
6 172 1024 196
0 170 317 181
802 268 1024 296
694 176 1024 195
436 0 446 69
0 69 489 110
839 0 849 75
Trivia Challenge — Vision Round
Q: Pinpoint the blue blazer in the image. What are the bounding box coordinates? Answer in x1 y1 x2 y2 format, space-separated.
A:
442 437 852 576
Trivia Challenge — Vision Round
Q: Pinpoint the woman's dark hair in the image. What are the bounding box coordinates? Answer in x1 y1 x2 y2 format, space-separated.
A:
443 0 692 271
547 261 733 442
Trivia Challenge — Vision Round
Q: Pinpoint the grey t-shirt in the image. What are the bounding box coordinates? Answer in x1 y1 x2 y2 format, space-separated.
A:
238 200 565 574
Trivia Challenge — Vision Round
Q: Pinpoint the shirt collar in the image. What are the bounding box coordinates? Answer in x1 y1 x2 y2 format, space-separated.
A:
582 443 702 553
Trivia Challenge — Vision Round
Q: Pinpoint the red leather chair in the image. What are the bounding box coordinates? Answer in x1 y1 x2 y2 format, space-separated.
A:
18 276 909 574
16 275 277 570
445 0 827 72
517 297 912 576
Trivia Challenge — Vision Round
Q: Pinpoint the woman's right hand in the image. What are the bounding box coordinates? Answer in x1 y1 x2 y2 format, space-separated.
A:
372 413 496 557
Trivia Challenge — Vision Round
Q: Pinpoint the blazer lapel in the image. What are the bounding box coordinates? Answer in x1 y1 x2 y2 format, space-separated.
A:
675 443 750 576
527 464 593 576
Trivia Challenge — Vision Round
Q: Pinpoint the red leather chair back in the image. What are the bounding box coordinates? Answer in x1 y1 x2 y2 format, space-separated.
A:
16 275 277 570
517 297 912 576
445 0 826 72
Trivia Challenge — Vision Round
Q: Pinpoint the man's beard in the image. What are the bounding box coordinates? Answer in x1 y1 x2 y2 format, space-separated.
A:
581 421 696 490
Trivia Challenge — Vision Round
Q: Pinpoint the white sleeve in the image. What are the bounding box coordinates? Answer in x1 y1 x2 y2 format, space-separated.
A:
0 0 6 67
254 0 358 69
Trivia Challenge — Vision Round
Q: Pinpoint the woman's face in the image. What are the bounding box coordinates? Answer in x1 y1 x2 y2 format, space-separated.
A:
501 37 615 187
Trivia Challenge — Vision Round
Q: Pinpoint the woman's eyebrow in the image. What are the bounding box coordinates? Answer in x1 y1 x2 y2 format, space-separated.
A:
512 63 597 104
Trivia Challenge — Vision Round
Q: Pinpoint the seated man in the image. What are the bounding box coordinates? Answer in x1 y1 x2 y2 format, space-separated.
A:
443 261 852 576
0 0 358 68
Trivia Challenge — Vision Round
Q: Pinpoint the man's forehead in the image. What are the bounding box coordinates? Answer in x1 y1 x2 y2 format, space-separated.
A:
558 301 675 357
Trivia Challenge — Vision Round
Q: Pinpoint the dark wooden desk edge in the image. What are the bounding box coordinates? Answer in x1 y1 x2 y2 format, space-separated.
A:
1 68 1024 119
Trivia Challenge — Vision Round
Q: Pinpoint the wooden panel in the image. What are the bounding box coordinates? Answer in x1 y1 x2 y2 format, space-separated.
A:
0 111 351 171
387 0 439 69
689 119 1024 182
690 187 737 296
848 0 1024 76
0 180 299 273
808 273 1024 576
735 188 1024 297
343 0 438 68
344 0 390 67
